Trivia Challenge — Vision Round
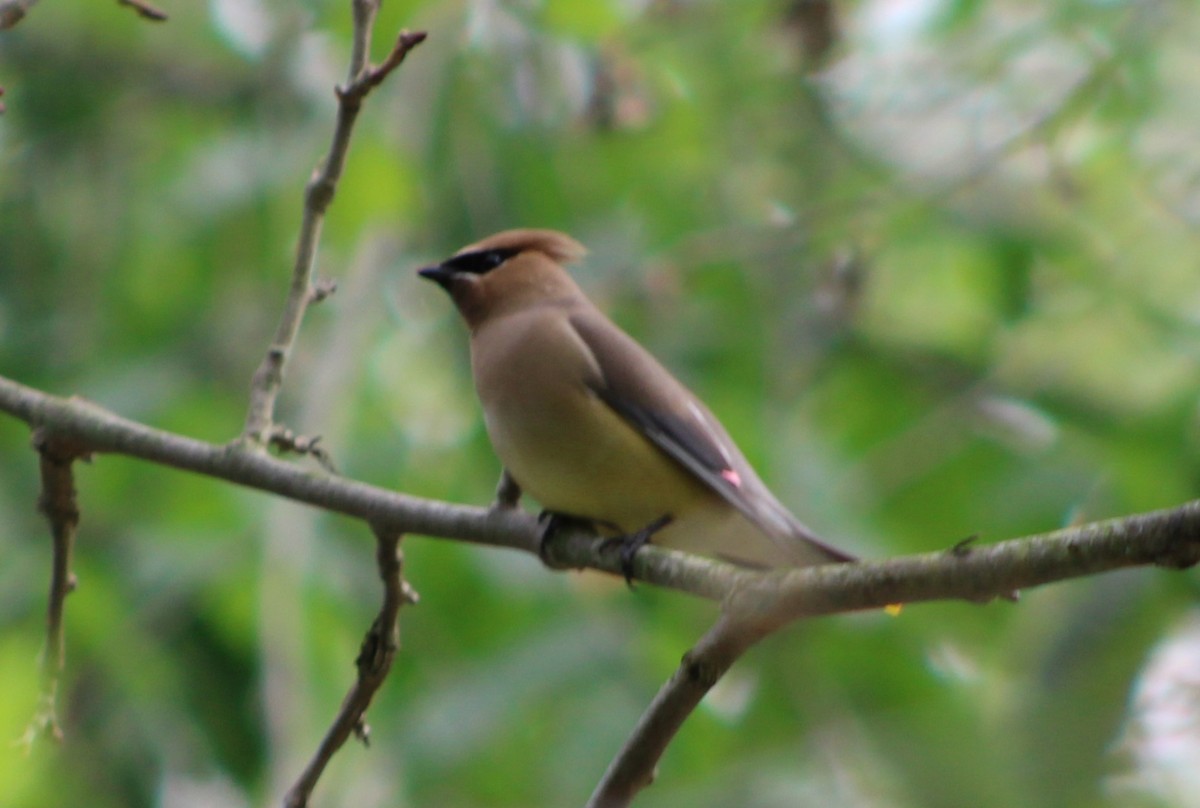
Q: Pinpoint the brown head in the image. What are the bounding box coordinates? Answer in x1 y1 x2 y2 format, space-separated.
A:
418 229 588 329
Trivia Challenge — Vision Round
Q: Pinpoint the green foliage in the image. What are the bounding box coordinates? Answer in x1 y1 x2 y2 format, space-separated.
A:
2 0 1199 806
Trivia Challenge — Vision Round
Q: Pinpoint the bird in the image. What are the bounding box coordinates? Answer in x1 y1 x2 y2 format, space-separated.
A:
418 228 855 572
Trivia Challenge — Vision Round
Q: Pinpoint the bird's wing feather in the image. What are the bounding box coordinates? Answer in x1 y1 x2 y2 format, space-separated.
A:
568 311 853 564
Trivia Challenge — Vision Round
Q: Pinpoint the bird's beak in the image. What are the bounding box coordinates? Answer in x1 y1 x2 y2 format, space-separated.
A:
418 264 455 288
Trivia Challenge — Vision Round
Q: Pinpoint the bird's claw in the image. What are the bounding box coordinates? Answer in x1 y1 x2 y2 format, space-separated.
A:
601 514 673 587
491 469 522 510
537 511 594 568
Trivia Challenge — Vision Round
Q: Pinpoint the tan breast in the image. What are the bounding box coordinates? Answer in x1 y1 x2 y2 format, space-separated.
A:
470 307 712 532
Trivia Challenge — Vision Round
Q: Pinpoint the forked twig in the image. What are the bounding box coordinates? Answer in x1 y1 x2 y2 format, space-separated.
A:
240 13 426 444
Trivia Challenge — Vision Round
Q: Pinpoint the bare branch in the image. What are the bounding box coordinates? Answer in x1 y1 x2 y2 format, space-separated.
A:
589 505 1200 805
588 615 766 808
3 375 1197 607
2 0 166 29
283 526 416 807
115 0 167 22
3 374 1198 801
0 0 35 30
18 430 89 747
346 30 430 99
2 374 543 554
240 22 426 443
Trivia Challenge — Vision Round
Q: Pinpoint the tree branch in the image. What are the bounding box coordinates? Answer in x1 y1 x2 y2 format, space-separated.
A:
587 508 1200 806
3 374 1198 800
587 614 766 807
18 430 87 747
240 18 426 443
0 0 166 30
3 374 1197 606
589 505 1200 806
0 375 543 551
115 0 167 22
283 526 417 807
0 0 35 29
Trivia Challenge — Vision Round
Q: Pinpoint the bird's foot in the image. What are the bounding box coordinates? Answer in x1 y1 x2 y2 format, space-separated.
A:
537 511 595 568
491 468 522 510
601 514 673 587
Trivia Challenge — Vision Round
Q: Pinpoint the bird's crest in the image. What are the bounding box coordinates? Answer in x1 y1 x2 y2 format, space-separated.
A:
458 229 587 265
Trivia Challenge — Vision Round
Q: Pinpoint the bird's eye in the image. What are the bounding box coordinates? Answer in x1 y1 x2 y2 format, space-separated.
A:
443 247 519 275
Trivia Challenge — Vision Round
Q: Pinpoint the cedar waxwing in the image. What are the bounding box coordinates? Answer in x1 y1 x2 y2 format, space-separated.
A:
419 229 855 570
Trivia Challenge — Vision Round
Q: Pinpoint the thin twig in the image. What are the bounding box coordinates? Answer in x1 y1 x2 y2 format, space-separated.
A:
240 22 426 443
353 30 430 96
923 59 1113 202
18 430 89 747
283 526 416 807
115 0 167 22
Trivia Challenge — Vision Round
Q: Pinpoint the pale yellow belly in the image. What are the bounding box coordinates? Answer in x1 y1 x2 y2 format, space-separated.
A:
471 310 712 534
491 399 791 566
488 378 709 528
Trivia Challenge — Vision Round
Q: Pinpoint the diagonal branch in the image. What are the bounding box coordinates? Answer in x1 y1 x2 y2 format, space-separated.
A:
283 526 417 808
115 0 167 22
240 17 426 444
589 505 1200 806
587 614 766 808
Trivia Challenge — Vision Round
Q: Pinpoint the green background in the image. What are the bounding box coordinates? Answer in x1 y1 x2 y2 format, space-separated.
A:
2 0 1199 806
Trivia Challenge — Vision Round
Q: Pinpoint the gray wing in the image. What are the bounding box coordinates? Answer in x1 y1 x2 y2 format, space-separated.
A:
568 311 854 565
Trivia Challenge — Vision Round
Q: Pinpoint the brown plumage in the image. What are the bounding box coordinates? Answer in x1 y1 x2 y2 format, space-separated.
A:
419 228 854 569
